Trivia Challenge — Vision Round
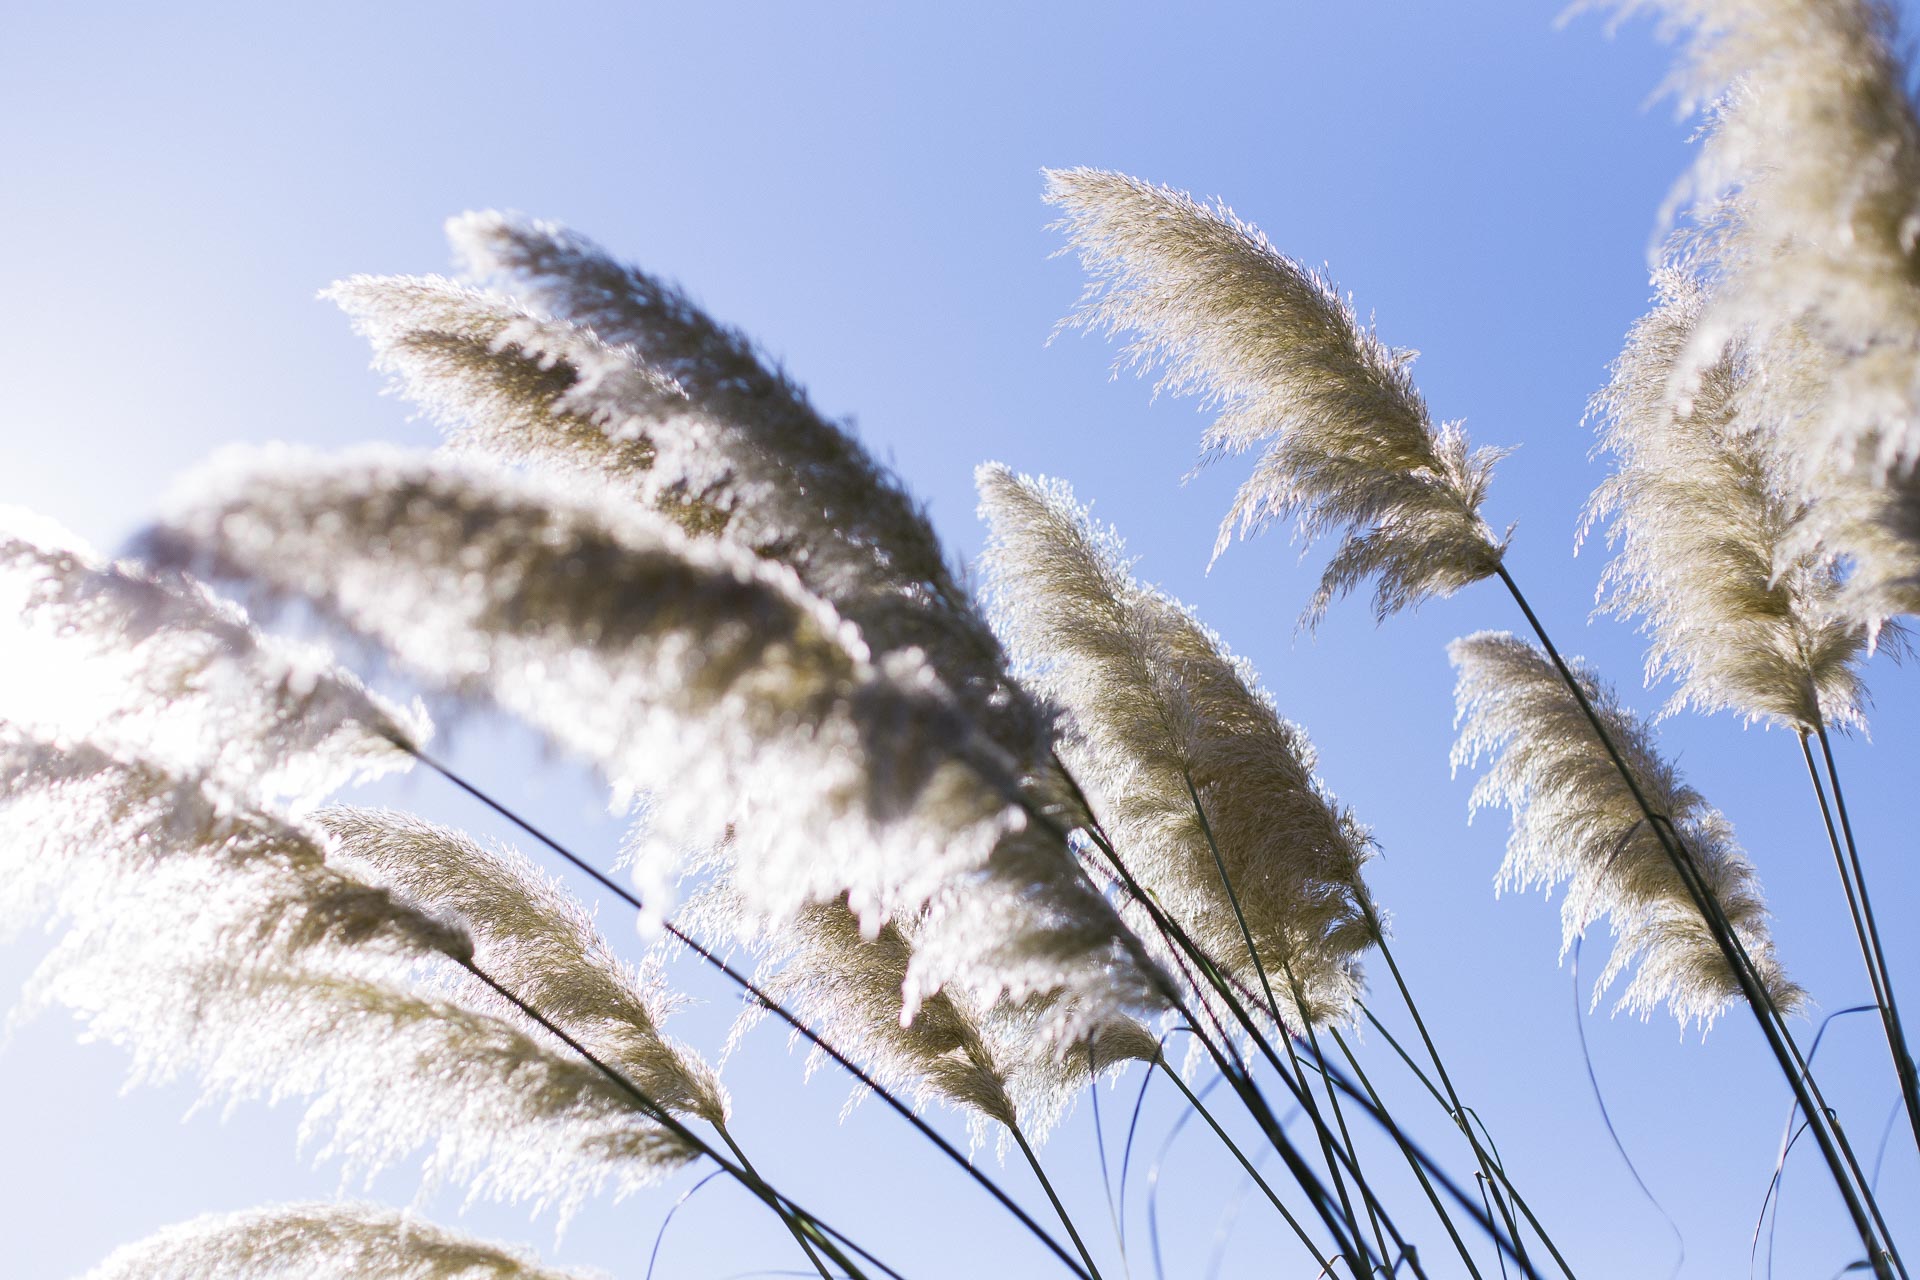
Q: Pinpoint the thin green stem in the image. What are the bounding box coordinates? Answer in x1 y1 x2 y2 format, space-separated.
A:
719 1123 836 1280
1328 1028 1484 1280
1013 1124 1106 1280
1180 771 1378 1273
1078 819 1514 1279
1070 818 1379 1272
1354 1000 1573 1280
1365 919 1572 1280
1813 725 1920 1159
1154 1055 1335 1273
411 747 1091 1280
462 961 889 1280
1063 759 1536 1275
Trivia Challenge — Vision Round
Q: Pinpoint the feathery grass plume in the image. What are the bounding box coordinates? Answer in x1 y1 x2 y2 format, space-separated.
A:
355 226 1161 1036
0 731 466 960
1043 168 1509 624
319 806 729 1125
445 211 1049 765
327 275 662 485
81 1203 593 1280
138 446 1167 1031
712 885 1020 1129
978 464 1377 1032
1449 631 1801 1027
1585 266 1878 731
1612 0 1920 615
325 275 743 538
3 738 701 1220
704 874 1157 1148
0 508 423 805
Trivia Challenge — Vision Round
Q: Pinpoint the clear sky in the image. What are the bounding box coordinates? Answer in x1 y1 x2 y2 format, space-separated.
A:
3 3 1916 1277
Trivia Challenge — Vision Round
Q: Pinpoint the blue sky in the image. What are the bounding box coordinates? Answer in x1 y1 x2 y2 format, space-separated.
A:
3 3 1916 1276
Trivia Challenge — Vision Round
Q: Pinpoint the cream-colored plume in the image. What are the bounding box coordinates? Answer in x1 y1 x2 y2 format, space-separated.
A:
440 212 1047 766
1044 168 1508 623
1585 267 1877 731
326 275 667 494
3 735 699 1221
1614 0 1920 617
319 806 728 1124
1449 631 1800 1027
707 876 1158 1149
722 887 1021 1128
137 447 1166 1036
80 1203 594 1280
978 465 1377 1032
0 509 423 806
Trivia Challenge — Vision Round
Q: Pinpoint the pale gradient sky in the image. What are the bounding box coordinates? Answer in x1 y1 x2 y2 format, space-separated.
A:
2 3 1916 1277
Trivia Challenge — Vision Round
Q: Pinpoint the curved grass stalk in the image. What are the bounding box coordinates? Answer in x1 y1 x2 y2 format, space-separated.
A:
1012 1123 1107 1280
1567 938 1683 1279
1324 1029 1485 1280
1808 725 1920 1159
457 960 891 1280
1151 1053 1331 1273
1068 816 1381 1274
1491 566 1904 1280
1357 917 1574 1279
1072 806 1532 1278
410 746 1097 1280
1180 770 1384 1273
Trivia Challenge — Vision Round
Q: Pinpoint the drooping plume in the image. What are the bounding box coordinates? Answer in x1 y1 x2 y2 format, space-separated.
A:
712 884 1020 1129
320 806 729 1124
444 212 1047 764
1585 266 1877 731
3 736 701 1220
1617 0 1920 616
137 447 1167 1035
978 464 1377 1031
703 872 1158 1148
0 731 463 958
1044 168 1509 623
1449 631 1800 1027
80 1203 590 1280
334 226 1166 1042
0 509 423 805
326 275 668 497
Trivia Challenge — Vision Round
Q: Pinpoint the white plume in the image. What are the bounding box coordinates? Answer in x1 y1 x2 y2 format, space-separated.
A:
80 1203 596 1280
0 509 423 806
1449 632 1800 1028
1044 168 1509 624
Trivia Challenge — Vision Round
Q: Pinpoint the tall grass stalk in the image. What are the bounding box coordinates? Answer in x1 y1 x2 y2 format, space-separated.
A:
409 746 1101 1280
456 959 881 1280
1804 727 1920 1156
1180 771 1389 1272
1073 793 1535 1276
1490 566 1903 1279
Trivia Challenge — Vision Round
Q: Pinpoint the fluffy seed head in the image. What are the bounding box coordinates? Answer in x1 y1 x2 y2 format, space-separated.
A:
327 275 668 492
6 743 698 1222
1044 168 1508 624
444 211 1049 765
979 465 1377 1031
704 873 1157 1149
80 1203 594 1280
1616 0 1920 617
137 447 1165 1032
319 807 729 1124
1449 631 1800 1028
1585 267 1879 730
0 509 423 805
